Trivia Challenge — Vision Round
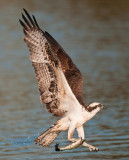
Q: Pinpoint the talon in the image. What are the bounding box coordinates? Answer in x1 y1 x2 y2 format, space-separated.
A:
95 148 99 152
82 141 99 152
89 147 99 152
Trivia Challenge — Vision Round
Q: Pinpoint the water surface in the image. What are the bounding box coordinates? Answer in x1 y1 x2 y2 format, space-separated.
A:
0 0 129 159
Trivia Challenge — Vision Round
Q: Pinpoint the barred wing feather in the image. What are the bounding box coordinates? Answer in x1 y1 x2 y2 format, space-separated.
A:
19 9 82 116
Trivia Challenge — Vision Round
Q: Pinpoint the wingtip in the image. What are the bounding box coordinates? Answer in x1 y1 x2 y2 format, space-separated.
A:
22 8 29 17
23 8 27 12
19 19 28 31
22 8 35 26
32 15 40 28
23 8 29 15
19 19 22 25
21 13 24 18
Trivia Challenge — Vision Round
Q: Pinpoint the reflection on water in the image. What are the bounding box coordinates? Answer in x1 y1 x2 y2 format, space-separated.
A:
0 0 129 159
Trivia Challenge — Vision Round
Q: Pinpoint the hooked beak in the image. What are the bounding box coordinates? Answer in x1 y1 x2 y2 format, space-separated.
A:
102 105 107 109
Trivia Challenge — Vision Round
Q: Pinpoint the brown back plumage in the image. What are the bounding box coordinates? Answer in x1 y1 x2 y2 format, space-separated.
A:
19 9 85 116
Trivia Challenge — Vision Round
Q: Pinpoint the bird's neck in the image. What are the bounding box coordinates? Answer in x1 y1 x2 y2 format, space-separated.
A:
82 107 98 122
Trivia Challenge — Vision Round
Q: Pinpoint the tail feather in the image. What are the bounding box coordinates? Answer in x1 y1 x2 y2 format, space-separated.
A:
34 124 60 147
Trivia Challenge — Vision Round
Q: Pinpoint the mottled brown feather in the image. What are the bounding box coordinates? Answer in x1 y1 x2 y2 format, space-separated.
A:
20 9 85 116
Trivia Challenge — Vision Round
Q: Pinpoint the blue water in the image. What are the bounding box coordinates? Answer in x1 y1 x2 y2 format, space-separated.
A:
0 0 129 159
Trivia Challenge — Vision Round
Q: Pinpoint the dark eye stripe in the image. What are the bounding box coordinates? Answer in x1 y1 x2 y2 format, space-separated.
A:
86 105 97 112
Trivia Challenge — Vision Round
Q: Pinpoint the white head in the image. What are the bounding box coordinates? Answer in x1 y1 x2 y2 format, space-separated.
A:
86 102 105 115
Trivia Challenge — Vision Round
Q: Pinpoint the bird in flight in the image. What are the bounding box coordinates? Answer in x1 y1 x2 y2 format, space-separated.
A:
19 9 105 151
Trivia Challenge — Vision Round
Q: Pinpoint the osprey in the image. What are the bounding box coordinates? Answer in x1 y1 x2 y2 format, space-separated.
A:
19 9 105 151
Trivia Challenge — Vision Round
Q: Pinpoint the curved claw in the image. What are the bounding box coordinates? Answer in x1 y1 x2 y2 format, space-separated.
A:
82 140 99 152
89 146 99 152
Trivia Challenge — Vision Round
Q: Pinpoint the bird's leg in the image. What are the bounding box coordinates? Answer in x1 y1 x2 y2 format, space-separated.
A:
65 125 85 142
55 122 84 151
77 126 99 152
76 125 85 139
68 122 78 142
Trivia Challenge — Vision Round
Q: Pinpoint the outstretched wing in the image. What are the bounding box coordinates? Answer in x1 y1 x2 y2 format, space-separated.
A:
44 32 85 106
19 9 82 116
